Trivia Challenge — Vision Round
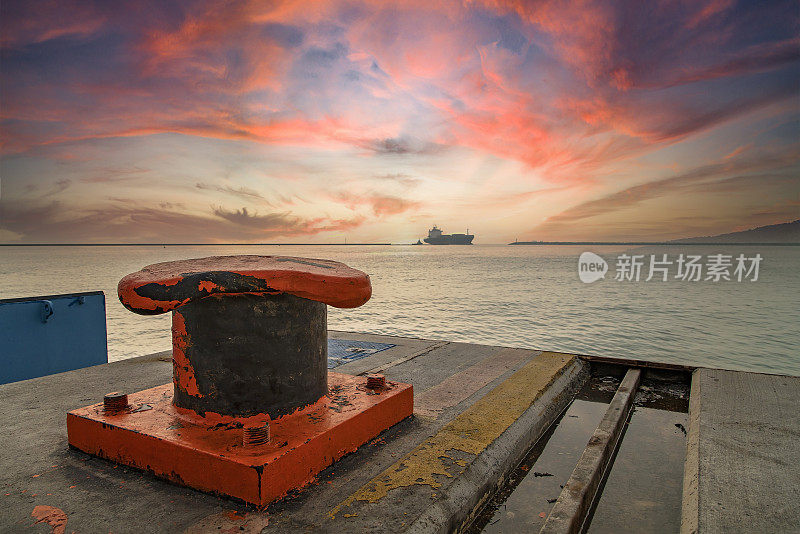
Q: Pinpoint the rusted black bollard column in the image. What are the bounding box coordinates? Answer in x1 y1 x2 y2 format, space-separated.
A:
173 293 327 418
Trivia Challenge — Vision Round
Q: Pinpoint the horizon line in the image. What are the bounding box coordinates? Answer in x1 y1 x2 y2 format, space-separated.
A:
1 242 798 247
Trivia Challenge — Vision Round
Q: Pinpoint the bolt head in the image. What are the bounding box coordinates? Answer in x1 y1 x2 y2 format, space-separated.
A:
366 374 386 389
103 392 129 413
242 421 271 447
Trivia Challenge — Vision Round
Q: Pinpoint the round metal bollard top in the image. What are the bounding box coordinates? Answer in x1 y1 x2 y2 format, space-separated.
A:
118 255 372 314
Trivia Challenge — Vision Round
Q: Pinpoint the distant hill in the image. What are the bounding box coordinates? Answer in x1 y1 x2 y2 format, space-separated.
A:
510 219 800 245
671 220 800 244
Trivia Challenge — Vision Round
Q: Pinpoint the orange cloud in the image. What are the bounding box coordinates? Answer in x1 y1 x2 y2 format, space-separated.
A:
2 0 798 243
334 192 420 217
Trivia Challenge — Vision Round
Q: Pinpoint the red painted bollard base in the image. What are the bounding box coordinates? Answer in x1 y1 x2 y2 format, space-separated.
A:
66 373 413 506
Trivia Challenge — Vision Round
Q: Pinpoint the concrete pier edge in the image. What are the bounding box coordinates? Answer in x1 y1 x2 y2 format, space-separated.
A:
406 357 589 533
681 368 702 534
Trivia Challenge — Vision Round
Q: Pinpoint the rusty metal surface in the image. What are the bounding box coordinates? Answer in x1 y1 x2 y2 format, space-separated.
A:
65 255 388 510
118 255 372 314
67 372 414 507
173 293 327 418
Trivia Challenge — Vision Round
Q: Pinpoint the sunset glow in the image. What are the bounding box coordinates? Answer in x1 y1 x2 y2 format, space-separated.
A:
1 0 798 243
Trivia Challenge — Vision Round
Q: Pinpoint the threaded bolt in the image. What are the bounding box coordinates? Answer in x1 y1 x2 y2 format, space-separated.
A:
103 392 129 414
366 374 386 389
242 422 270 447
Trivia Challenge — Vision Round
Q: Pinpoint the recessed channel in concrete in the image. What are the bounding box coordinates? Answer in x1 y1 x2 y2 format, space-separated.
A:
586 377 690 533
468 375 620 533
468 370 690 533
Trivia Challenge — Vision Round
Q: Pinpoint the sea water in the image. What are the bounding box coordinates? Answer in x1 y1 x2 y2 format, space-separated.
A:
1 244 798 375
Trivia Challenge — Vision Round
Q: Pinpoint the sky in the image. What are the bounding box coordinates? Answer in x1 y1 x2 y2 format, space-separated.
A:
1 0 798 244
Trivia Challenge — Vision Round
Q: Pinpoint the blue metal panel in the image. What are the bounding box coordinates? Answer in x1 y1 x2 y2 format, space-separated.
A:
327 339 395 368
0 291 108 384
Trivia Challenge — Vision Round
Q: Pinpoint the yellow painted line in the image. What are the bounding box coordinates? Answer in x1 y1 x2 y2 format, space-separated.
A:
415 347 534 417
329 351 576 518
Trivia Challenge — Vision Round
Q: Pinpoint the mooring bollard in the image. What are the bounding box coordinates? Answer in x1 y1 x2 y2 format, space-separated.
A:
66 255 414 506
117 255 371 419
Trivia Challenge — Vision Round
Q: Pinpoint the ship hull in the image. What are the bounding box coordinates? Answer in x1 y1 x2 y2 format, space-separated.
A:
423 234 474 245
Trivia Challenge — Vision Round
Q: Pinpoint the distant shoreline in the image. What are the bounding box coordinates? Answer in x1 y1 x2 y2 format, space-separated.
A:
509 241 800 246
2 242 798 247
0 243 393 247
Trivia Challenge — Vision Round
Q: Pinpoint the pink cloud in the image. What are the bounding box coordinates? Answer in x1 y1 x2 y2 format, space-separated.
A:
0 1 106 47
2 0 797 243
686 0 735 30
4 0 795 170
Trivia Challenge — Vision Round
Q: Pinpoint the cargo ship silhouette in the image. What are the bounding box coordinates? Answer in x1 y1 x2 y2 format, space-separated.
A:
423 225 474 245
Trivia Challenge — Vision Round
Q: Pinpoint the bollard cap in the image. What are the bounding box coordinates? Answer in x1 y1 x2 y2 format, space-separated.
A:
118 255 371 315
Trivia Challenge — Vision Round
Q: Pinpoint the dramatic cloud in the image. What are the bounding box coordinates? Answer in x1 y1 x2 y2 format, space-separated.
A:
534 144 800 240
0 199 368 243
1 0 798 242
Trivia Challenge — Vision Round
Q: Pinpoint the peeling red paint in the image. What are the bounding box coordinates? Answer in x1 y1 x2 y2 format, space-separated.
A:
117 255 372 315
224 510 245 521
117 278 184 313
66 374 413 506
174 405 271 428
171 311 201 398
31 505 68 534
197 280 220 293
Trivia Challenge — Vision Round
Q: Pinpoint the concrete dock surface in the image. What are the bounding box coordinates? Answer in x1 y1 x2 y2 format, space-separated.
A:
1 332 798 533
681 368 800 534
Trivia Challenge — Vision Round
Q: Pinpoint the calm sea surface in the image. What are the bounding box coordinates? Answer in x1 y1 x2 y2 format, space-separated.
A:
1 244 798 375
